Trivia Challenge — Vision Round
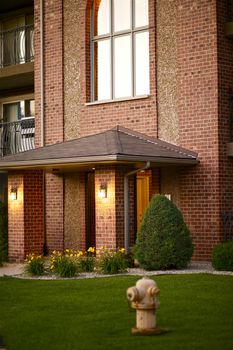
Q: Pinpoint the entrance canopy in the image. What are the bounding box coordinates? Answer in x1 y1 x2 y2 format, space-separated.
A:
0 126 198 171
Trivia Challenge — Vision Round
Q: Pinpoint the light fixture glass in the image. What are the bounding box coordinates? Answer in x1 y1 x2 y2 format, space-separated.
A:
98 183 107 198
10 187 17 201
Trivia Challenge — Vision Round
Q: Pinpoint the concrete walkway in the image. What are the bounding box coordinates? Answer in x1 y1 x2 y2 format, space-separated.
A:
0 263 24 277
0 261 232 278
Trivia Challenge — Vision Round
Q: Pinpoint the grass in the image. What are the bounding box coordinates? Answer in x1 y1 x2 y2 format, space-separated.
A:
0 274 232 350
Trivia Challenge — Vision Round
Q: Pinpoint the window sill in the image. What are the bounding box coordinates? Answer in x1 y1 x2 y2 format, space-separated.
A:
85 95 150 106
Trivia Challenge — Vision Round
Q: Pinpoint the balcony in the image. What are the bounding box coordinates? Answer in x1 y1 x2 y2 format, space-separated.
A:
0 24 34 92
225 1 233 37
0 118 35 156
0 24 34 68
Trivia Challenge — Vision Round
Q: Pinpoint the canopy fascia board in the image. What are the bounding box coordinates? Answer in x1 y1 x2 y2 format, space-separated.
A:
0 154 199 171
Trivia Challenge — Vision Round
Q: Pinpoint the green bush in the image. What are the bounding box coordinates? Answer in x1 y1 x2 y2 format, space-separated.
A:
78 247 96 272
78 255 96 272
212 241 233 271
98 248 128 274
0 201 8 265
25 253 45 276
135 194 193 270
50 250 78 277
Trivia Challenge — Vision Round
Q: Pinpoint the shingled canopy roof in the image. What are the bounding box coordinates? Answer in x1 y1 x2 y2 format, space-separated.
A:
0 126 198 171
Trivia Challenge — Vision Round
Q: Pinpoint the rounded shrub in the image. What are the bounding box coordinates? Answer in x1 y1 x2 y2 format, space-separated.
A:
135 194 193 270
212 241 233 271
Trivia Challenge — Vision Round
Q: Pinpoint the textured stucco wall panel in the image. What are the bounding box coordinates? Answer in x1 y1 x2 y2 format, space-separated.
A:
63 0 83 140
161 168 180 208
64 173 85 250
157 0 179 144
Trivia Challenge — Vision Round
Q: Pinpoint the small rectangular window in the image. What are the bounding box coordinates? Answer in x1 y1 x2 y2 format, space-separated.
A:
94 40 111 101
114 35 132 98
135 31 149 96
135 0 149 28
94 0 110 36
113 0 131 32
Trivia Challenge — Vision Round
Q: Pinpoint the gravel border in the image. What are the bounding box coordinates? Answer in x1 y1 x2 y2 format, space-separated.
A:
1 261 232 280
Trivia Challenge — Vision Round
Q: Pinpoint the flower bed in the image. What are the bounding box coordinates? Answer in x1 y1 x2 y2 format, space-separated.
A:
24 247 129 277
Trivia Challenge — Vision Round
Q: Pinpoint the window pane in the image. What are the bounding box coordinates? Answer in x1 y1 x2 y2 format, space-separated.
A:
114 0 131 32
3 102 20 122
135 31 149 95
94 0 110 36
135 0 148 28
114 35 132 98
94 40 111 101
25 100 35 117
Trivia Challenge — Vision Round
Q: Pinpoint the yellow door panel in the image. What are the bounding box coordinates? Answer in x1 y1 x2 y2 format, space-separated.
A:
137 176 149 229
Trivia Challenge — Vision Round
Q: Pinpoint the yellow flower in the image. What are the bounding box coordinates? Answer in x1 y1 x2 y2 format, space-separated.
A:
87 247 95 253
118 248 125 254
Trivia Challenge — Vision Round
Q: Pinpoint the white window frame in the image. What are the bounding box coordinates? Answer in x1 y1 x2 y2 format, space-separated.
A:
91 0 149 102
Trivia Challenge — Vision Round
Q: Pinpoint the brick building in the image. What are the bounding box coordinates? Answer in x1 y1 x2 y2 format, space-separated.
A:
0 0 232 262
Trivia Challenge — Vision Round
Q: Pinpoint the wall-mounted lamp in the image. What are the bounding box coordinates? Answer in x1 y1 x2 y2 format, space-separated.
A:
10 187 18 201
98 183 107 198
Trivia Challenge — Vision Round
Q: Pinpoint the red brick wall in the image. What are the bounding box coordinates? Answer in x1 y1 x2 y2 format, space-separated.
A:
217 2 233 227
34 0 64 147
177 0 221 260
8 174 25 262
34 0 64 253
79 173 86 251
45 173 64 253
78 0 157 138
24 171 44 256
8 171 44 262
95 168 117 251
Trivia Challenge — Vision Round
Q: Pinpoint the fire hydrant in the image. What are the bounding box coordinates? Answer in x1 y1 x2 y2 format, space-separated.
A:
127 277 161 335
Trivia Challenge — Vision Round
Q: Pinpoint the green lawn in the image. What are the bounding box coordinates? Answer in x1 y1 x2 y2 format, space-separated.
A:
0 274 232 350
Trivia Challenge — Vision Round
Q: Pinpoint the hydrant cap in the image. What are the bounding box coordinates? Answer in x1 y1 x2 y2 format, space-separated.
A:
136 277 157 291
127 286 139 302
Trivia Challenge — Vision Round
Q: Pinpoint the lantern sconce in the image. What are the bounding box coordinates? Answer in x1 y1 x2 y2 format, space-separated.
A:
98 183 107 199
10 187 18 201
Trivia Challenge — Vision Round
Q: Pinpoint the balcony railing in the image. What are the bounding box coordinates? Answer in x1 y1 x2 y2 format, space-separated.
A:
0 24 34 68
0 119 35 156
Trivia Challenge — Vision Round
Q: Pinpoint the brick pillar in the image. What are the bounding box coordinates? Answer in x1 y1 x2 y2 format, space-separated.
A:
95 168 126 251
95 168 117 251
95 167 132 251
8 171 44 262
45 173 64 253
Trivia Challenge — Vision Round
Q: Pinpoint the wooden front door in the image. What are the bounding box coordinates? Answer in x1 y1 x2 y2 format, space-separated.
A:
137 175 150 230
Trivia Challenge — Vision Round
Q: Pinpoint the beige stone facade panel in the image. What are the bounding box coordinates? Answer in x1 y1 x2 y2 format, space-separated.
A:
157 0 179 144
64 173 85 250
160 167 180 208
63 0 83 141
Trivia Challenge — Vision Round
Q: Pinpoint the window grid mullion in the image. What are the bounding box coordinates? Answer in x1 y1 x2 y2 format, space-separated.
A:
92 26 148 42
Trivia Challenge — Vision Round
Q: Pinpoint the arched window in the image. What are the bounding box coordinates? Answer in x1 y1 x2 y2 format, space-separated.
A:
91 0 149 102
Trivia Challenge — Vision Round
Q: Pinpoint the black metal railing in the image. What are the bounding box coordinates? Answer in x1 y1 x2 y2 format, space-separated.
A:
0 119 35 156
0 24 34 68
222 213 233 241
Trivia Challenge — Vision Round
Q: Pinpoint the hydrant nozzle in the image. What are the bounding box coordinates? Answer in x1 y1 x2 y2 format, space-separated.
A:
127 277 163 335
